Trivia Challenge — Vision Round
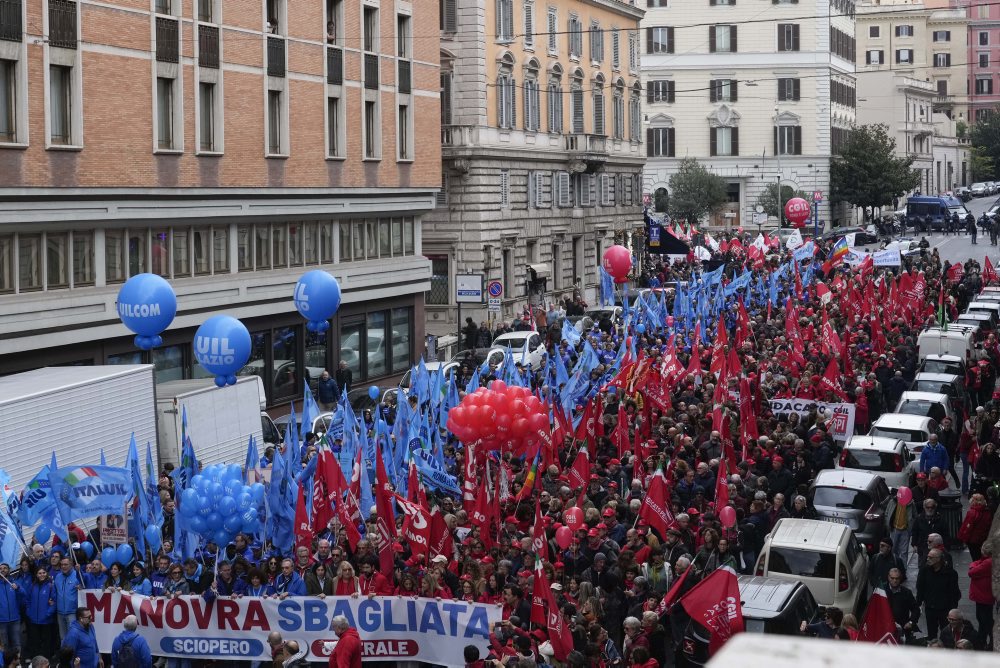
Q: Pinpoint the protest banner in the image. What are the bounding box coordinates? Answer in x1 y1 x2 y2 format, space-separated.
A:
872 248 901 267
843 248 871 267
83 591 500 667
792 241 815 262
768 399 856 442
98 513 127 546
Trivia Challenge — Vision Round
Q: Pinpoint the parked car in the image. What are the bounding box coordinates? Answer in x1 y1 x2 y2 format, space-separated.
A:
821 227 877 245
272 411 334 439
755 519 870 615
583 306 623 323
449 347 506 371
956 186 972 202
492 331 546 368
972 182 988 197
808 469 892 551
398 361 460 395
917 353 966 378
894 391 956 428
868 413 938 455
911 371 970 415
836 435 916 490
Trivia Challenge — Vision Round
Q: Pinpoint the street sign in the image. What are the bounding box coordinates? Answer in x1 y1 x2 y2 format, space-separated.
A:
813 191 823 202
488 298 501 312
456 274 484 303
487 280 504 298
752 212 768 225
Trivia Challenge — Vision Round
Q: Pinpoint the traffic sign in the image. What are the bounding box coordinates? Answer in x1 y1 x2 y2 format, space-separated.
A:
456 274 484 303
813 191 823 202
487 280 504 298
488 298 501 312
752 212 768 225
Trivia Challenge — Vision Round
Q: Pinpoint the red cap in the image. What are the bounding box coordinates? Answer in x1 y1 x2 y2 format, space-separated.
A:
590 474 600 481
608 482 619 488
392 542 405 552
596 523 608 530
916 472 928 480
531 629 548 642
687 507 700 516
542 516 554 526
482 556 495 564
773 456 784 464
587 528 599 537
554 562 565 569
602 508 616 517
505 515 518 524
609 458 621 465
518 570 532 578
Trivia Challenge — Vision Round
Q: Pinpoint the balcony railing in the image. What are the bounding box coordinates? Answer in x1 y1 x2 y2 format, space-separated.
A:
156 17 179 63
267 36 286 77
565 133 608 153
326 46 343 85
48 0 77 49
198 24 219 69
0 0 22 42
441 125 475 147
364 53 379 89
397 59 411 94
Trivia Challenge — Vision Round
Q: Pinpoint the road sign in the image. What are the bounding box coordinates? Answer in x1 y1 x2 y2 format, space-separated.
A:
456 274 484 303
813 191 823 202
488 298 501 312
752 212 768 225
487 280 504 298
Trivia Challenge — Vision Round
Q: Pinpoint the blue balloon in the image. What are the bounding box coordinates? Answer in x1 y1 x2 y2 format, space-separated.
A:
250 483 265 504
144 525 162 554
293 270 342 333
193 315 252 387
226 464 242 482
223 514 243 533
205 465 224 482
206 512 223 531
209 482 225 502
218 496 237 516
224 479 243 497
81 542 95 559
101 546 117 569
636 323 646 334
181 487 199 507
368 385 380 401
179 500 197 518
212 529 231 547
241 518 260 534
188 515 207 534
237 493 253 512
116 273 177 350
190 474 205 489
241 508 258 524
34 526 51 545
116 544 133 566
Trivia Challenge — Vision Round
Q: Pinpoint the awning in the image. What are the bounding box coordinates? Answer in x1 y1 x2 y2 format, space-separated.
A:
527 263 551 279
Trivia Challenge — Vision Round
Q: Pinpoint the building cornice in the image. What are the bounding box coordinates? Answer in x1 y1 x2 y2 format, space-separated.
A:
579 0 645 21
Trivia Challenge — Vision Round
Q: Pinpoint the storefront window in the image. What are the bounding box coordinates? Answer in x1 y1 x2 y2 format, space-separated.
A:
391 307 411 373
108 351 143 365
255 226 271 269
272 325 299 399
232 330 268 387
352 221 365 261
0 235 12 294
379 219 391 257
151 229 170 277
214 226 230 273
366 311 387 377
153 345 185 383
305 330 328 391
72 231 94 287
391 219 403 255
106 230 126 284
339 320 363 380
272 224 288 268
366 221 378 260
320 222 334 264
404 217 414 254
298 223 315 265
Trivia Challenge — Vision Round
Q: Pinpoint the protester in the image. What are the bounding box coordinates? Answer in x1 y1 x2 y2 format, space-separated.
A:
61 607 99 668
327 615 361 668
110 615 153 668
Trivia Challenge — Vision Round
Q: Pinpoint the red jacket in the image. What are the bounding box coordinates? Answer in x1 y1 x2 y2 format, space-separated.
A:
359 572 392 596
958 505 993 546
329 627 362 668
969 557 995 605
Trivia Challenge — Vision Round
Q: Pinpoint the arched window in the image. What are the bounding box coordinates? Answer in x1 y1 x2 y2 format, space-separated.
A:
592 73 605 136
524 58 541 132
570 69 584 134
629 82 642 141
654 187 669 213
496 53 516 129
612 78 625 139
547 63 563 133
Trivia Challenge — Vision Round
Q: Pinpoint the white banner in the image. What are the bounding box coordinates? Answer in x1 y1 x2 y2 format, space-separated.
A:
792 241 815 262
82 591 501 666
768 399 857 442
873 248 902 267
843 248 871 267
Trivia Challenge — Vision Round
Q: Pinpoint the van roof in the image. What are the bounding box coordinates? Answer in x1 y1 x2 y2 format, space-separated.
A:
913 372 961 383
769 519 849 551
737 576 808 616
922 354 963 363
898 391 950 404
918 328 972 339
871 412 936 430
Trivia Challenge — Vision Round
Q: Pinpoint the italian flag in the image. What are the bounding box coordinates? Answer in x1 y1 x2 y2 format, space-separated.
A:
64 467 99 485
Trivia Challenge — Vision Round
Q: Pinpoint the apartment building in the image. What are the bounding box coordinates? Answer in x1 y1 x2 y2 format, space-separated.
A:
424 0 646 335
640 0 856 229
0 0 440 402
856 0 969 122
956 0 1000 121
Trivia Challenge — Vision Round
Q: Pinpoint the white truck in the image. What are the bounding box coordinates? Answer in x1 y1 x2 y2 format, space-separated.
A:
155 376 279 469
0 365 158 492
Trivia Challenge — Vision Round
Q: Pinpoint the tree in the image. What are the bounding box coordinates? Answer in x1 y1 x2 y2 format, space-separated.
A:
971 146 995 181
756 183 810 223
830 123 920 210
667 158 728 223
970 109 1000 177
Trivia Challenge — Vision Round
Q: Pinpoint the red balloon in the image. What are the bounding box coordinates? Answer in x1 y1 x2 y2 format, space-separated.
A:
529 412 549 432
564 507 584 531
491 380 508 394
719 505 737 528
555 526 573 549
496 414 512 433
511 418 531 439
602 245 632 283
449 406 468 427
784 197 811 227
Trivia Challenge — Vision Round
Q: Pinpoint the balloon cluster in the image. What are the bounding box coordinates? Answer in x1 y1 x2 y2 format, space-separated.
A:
193 315 252 387
293 270 342 333
100 544 134 569
554 506 586 548
446 380 549 456
177 463 265 548
116 273 178 350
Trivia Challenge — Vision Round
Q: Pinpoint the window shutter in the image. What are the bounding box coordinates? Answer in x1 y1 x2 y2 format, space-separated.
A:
528 172 536 207
668 127 675 157
709 26 716 53
792 25 799 51
524 4 533 45
731 127 739 156
668 81 675 102
710 80 717 102
444 0 456 32
710 128 717 156
667 27 674 53
441 75 453 124
730 26 737 51
731 80 738 102
497 78 505 127
646 128 653 156
794 126 802 155
646 27 653 54
588 174 596 206
594 94 604 135
548 10 556 50
774 126 778 155
496 0 502 37
894 25 900 37
510 79 517 128
558 172 571 207
647 84 654 104
572 88 584 133
777 25 785 52
793 78 800 100
505 0 514 39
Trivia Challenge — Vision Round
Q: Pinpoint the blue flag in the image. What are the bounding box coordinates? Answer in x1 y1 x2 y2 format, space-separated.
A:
18 466 56 527
301 381 320 439
562 320 581 347
125 435 149 554
599 267 615 307
243 435 260 484
411 447 463 497
0 504 25 568
49 465 133 522
145 442 163 526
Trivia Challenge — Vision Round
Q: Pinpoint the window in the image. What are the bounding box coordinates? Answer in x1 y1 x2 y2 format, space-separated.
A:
648 80 675 103
496 0 513 41
172 228 190 277
868 26 879 38
523 1 533 47
327 96 342 157
497 72 516 129
981 53 991 69
777 24 799 52
155 0 172 13
775 125 802 155
555 171 571 207
156 77 174 150
547 76 562 133
612 82 624 139
272 223 287 267
628 33 637 72
49 64 72 145
363 6 378 51
710 79 737 103
391 307 412 372
439 0 454 32
364 100 379 158
105 230 125 283
646 127 674 157
934 53 950 68
0 236 12 294
599 174 614 206
255 225 271 269
710 25 736 53
397 14 410 57
589 21 603 62
933 30 950 42
710 126 737 156
198 0 213 22
612 29 620 69
937 80 948 97
45 232 68 288
976 77 993 95
546 7 557 52
980 31 989 46
866 50 884 65
529 171 548 208
570 72 584 133
151 229 170 277
18 233 41 291
128 230 147 277
193 228 211 275
72 230 94 286
568 15 582 58
0 59 15 143
440 71 452 125
629 86 641 141
895 49 913 64
777 78 800 101
267 90 282 154
397 104 410 159
575 173 594 207
524 74 540 132
895 25 913 37
500 169 510 208
647 26 673 54
592 80 604 135
198 82 215 152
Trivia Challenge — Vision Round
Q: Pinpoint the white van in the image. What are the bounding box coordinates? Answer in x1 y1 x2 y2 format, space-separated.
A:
755 519 869 615
869 413 937 454
917 327 974 361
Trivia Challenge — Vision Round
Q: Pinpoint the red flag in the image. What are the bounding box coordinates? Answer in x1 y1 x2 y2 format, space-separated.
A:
819 358 847 400
293 484 312 551
530 496 549 563
714 458 730 510
986 256 998 285
680 566 744 655
857 589 898 644
734 301 751 349
567 448 590 492
726 346 742 378
858 255 874 282
312 448 334 532
534 558 574 661
394 493 431 562
815 281 832 305
428 508 453 561
638 469 675 537
573 400 597 446
947 262 964 283
655 564 692 615
347 447 363 522
613 403 630 456
462 441 478 510
407 457 421 504
374 446 398 575
709 315 728 376
686 345 704 381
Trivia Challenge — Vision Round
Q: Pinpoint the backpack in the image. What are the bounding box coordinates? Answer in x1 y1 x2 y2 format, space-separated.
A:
116 635 140 668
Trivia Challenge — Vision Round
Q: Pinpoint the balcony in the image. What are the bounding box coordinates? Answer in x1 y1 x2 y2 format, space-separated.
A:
48 0 76 49
156 17 179 63
267 36 285 77
0 0 22 42
397 59 411 94
564 133 608 172
441 125 475 147
326 46 343 85
198 24 219 69
364 53 379 89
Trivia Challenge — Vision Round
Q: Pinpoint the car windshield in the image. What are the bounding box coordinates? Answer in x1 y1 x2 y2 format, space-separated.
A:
921 360 962 375
843 449 901 473
767 548 836 579
897 401 944 421
913 381 955 397
870 426 928 442
813 486 873 510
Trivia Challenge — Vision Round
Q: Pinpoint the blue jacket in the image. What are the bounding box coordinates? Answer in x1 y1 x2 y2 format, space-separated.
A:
150 570 170 597
130 577 152 596
25 580 55 624
316 377 340 404
273 572 306 596
203 575 247 601
53 570 82 615
0 579 21 623
82 572 105 590
111 629 153 668
919 443 950 474
63 620 100 668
